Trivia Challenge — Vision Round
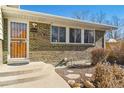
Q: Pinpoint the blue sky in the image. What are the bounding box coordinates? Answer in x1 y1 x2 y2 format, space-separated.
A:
20 5 124 19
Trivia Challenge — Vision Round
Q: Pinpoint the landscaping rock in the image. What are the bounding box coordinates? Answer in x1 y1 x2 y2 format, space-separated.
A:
80 83 84 88
68 80 81 88
83 80 95 88
55 66 66 69
64 58 68 62
67 70 74 73
85 73 93 78
67 60 91 68
65 74 80 79
68 80 75 85
71 83 81 88
85 62 91 66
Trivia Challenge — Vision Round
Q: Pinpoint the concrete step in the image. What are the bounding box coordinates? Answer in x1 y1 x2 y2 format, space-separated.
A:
0 67 43 77
4 71 70 88
0 62 48 77
0 71 48 87
0 63 54 87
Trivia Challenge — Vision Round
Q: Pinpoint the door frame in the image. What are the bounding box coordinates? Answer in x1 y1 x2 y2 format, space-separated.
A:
7 19 29 63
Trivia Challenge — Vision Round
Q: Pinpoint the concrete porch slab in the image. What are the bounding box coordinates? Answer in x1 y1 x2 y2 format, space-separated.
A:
0 62 70 88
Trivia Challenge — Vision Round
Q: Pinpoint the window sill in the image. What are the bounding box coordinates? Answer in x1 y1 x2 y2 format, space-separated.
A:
51 42 95 46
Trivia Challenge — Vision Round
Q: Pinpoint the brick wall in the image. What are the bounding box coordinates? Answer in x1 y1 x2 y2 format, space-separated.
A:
0 8 3 64
0 40 3 64
2 20 105 64
29 22 105 65
3 19 8 62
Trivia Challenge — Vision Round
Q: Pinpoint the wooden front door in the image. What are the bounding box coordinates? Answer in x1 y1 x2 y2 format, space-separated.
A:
10 22 28 58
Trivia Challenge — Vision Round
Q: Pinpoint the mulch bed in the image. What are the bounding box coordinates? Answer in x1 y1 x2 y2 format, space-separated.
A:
55 65 95 84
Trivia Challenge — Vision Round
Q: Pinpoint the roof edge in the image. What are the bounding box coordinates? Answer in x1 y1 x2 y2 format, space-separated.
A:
2 6 118 30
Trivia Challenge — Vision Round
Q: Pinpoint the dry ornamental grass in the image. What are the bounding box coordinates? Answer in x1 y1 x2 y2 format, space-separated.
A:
93 62 124 88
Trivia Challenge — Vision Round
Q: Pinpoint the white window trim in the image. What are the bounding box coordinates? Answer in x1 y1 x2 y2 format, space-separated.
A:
50 25 95 45
50 25 66 44
7 19 29 63
81 29 84 44
66 27 69 44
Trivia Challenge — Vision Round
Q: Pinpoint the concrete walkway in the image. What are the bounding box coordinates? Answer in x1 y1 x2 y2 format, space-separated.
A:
0 62 70 88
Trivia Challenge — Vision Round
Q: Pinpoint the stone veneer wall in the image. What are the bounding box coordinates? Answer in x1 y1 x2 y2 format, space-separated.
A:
0 40 3 64
29 22 105 65
2 20 105 64
0 8 3 64
3 19 8 63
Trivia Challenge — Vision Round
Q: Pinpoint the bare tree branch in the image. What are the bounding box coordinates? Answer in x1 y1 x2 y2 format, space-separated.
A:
95 11 106 23
72 10 90 20
72 10 124 40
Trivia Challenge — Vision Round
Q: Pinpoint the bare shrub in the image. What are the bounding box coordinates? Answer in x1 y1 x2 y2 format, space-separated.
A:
93 62 124 88
91 48 109 65
107 41 124 65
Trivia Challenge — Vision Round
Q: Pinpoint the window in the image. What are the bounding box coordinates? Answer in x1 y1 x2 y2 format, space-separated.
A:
69 28 81 43
11 22 27 38
52 26 66 42
95 31 105 48
84 29 94 43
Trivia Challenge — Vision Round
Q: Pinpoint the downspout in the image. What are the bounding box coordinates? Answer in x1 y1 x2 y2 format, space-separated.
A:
0 6 3 65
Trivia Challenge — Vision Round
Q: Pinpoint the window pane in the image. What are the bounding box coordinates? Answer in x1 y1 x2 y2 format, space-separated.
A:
59 27 66 42
69 28 75 43
76 29 81 43
11 22 14 38
52 26 58 42
88 31 94 43
84 30 94 43
84 30 88 43
15 23 18 38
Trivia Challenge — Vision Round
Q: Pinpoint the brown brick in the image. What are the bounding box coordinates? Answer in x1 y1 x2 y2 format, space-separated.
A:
2 20 105 64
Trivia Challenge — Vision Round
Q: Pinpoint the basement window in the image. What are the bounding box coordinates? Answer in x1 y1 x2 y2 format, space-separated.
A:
52 26 66 43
